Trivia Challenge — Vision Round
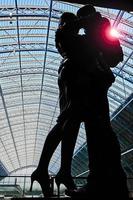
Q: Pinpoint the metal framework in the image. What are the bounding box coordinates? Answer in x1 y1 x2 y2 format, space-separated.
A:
0 0 132 178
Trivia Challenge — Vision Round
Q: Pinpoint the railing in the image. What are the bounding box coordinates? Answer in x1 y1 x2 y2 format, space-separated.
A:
0 176 132 198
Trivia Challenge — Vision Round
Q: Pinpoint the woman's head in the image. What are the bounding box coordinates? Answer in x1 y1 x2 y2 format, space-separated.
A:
59 12 79 33
59 12 78 26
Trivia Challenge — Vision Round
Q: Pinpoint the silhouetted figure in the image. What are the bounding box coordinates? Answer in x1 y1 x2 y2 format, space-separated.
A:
68 5 129 199
29 12 80 197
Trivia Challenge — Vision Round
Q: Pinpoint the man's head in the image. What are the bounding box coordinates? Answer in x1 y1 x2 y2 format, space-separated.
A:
77 5 102 34
77 4 96 18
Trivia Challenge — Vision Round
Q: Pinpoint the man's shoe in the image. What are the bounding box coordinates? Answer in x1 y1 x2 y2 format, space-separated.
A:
65 184 95 198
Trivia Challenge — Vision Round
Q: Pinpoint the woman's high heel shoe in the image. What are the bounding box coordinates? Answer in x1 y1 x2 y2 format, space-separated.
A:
55 172 76 196
30 170 52 197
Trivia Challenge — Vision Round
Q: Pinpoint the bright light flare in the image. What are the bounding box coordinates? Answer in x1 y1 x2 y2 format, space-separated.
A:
109 28 119 38
103 27 120 42
104 27 120 42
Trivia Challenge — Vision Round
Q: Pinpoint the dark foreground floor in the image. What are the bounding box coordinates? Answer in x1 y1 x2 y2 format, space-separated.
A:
12 196 133 200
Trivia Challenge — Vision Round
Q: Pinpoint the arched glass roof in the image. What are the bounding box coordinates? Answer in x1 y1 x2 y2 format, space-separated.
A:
0 0 132 176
